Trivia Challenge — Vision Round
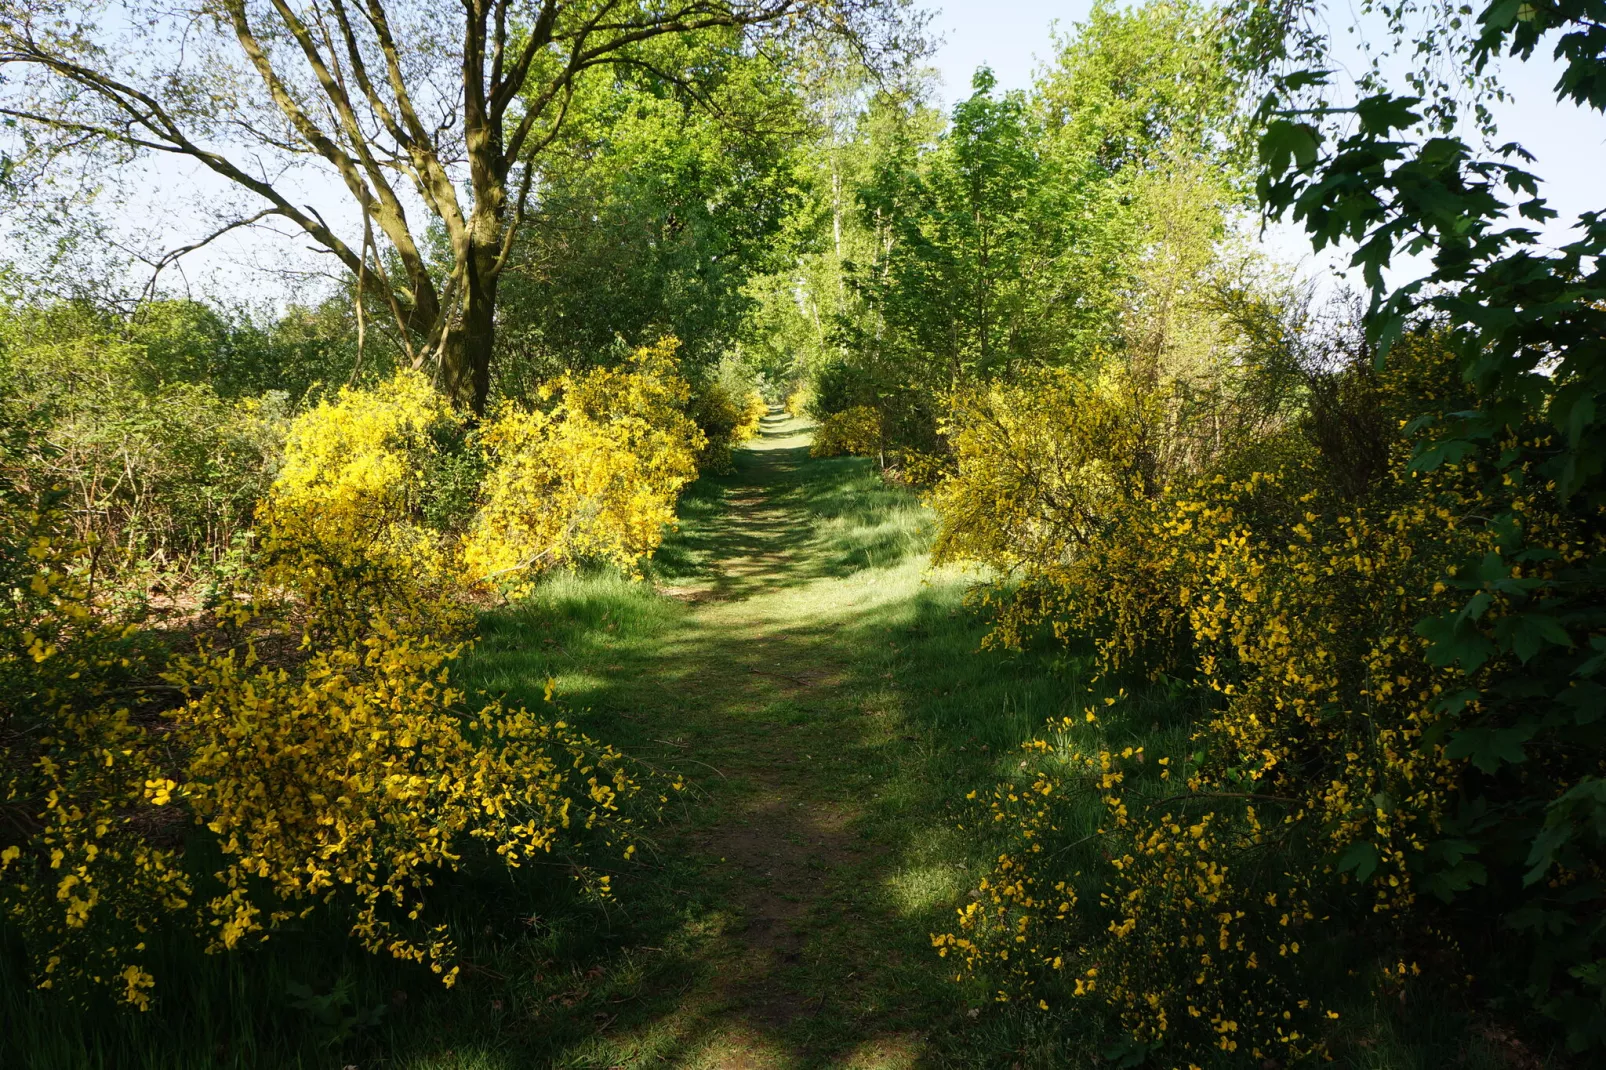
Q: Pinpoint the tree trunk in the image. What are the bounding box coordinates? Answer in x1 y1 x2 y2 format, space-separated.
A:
436 238 501 415
462 246 498 415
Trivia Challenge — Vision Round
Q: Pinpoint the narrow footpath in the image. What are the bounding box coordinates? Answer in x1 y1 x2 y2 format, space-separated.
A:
462 411 1065 1069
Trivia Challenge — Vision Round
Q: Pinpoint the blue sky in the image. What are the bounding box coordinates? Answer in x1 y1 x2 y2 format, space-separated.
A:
927 0 1082 105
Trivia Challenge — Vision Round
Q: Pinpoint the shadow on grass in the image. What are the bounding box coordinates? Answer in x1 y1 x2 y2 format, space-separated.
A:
373 415 1120 1068
649 413 932 604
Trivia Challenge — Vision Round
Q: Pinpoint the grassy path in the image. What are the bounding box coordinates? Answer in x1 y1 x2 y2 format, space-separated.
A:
452 410 1084 1068
3 409 1090 1070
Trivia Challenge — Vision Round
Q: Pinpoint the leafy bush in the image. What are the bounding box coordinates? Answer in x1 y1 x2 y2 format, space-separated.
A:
930 367 1153 594
688 369 766 475
784 383 813 418
170 622 650 984
1 350 688 1008
464 339 706 591
932 331 1606 1057
0 302 286 587
810 405 887 462
0 408 189 1009
1245 0 1606 1049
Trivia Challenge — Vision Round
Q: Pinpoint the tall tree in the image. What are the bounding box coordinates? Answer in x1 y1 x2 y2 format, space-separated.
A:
850 0 1243 389
0 0 918 412
493 31 811 396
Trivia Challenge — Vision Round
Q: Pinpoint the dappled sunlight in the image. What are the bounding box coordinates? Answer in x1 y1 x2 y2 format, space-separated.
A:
441 411 1101 1067
882 862 969 917
837 1032 924 1070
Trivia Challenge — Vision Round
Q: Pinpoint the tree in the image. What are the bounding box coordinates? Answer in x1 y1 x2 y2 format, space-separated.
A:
0 0 918 412
861 66 1046 383
492 31 811 397
809 0 1245 464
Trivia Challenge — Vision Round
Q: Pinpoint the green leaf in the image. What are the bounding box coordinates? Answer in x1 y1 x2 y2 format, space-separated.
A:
1338 840 1380 883
1444 725 1533 772
1352 93 1424 135
1417 610 1495 670
1423 858 1488 901
1560 682 1606 725
1490 611 1573 663
1259 119 1320 176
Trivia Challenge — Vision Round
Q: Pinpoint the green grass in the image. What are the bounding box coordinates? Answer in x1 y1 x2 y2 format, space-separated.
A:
1 411 1561 1069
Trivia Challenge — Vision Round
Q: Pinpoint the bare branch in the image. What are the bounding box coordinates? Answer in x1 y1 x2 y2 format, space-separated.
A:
136 207 284 302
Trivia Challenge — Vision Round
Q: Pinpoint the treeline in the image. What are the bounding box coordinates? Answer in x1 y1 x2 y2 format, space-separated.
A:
785 0 1605 1063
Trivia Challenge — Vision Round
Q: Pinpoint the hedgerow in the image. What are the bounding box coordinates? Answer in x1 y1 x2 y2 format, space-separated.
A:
931 332 1606 1060
1 338 711 1008
0 407 190 1008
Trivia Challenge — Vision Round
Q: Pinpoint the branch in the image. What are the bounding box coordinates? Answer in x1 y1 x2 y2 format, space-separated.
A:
224 0 439 329
0 48 373 282
357 0 466 240
137 207 284 302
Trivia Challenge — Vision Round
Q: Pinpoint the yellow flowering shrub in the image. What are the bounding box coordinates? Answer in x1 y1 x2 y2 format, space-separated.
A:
937 738 1330 1062
929 366 1194 659
932 337 1606 1059
930 366 1154 579
159 361 667 987
810 404 886 461
784 383 813 418
0 421 189 1009
257 367 467 637
169 626 649 983
687 374 765 475
463 340 705 589
738 390 767 440
2 359 679 1008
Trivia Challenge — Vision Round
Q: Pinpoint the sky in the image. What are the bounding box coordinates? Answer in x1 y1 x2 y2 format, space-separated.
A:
927 0 1086 104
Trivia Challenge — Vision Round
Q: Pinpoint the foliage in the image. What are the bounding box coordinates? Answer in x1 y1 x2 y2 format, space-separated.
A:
688 367 768 475
809 404 886 462
1038 0 1246 175
495 32 814 394
795 1 1248 471
929 273 1310 638
0 406 189 1009
934 321 1605 1059
739 85 944 401
1241 0 1606 1047
1 352 693 1009
930 367 1153 584
936 741 1331 1063
170 623 651 986
0 301 287 582
856 65 1060 383
785 381 815 418
0 0 919 412
260 368 466 633
464 340 706 592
